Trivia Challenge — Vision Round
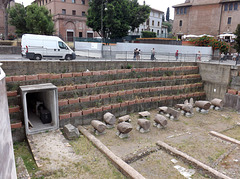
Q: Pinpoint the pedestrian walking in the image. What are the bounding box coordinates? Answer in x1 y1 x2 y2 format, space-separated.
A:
136 49 141 60
220 53 225 62
151 48 155 60
236 53 239 66
133 48 137 60
197 51 201 61
175 50 179 60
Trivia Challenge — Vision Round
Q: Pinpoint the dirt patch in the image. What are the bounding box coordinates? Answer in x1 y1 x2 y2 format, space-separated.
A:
88 108 240 178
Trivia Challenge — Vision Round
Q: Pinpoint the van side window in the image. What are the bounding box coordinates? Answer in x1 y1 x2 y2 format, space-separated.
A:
58 41 67 49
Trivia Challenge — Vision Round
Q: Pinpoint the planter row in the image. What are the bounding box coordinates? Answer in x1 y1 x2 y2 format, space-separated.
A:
6 68 200 92
57 78 202 100
6 78 202 108
5 66 199 83
6 74 201 98
58 83 203 109
59 92 206 121
227 89 240 95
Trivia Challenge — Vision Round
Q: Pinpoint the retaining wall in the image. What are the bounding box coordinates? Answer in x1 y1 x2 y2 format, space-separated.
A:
198 63 232 100
0 65 17 179
0 46 21 54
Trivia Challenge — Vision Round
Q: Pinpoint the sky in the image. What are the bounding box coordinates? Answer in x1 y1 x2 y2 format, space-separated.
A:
15 0 185 19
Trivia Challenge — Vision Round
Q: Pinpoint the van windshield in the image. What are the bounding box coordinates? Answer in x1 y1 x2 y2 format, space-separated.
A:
58 41 68 49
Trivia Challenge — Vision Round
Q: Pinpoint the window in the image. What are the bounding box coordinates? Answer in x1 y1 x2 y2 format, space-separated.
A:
227 17 232 24
49 9 51 15
146 19 149 25
72 0 76 3
179 20 182 27
40 1 41 6
42 0 44 5
61 0 65 2
229 3 233 11
141 29 143 31
46 0 47 4
224 4 228 11
234 3 238 10
72 10 76 15
58 41 67 49
62 9 66 14
180 8 184 14
157 30 159 35
82 0 85 5
158 21 160 26
79 32 82 37
82 11 86 16
152 20 154 26
184 7 187 14
177 8 180 14
152 29 154 32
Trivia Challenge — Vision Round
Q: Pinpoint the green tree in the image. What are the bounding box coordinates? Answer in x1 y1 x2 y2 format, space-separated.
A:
166 7 170 21
25 4 54 35
162 21 172 33
234 24 240 53
8 3 27 35
87 0 150 39
190 36 229 53
8 3 54 36
141 31 156 38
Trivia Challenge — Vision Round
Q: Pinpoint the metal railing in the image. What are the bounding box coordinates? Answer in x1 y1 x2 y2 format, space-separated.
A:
74 50 213 62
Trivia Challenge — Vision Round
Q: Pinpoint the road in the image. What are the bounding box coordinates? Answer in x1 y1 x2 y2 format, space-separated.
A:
0 54 239 66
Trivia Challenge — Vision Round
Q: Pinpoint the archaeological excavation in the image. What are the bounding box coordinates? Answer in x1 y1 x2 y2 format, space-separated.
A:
1 61 240 178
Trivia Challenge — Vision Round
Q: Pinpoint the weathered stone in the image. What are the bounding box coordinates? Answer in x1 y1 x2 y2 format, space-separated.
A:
159 106 168 114
118 115 131 123
103 112 116 125
166 107 180 120
175 104 184 110
154 114 168 128
63 124 80 140
182 104 193 113
117 122 133 134
91 120 106 134
137 119 151 132
195 101 211 110
139 111 151 118
211 98 223 108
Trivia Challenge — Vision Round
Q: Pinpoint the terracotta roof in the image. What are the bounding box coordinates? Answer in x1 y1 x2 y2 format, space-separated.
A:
220 0 240 3
172 3 192 8
151 8 164 13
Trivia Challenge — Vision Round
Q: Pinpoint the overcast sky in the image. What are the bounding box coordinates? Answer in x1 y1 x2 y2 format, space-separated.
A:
15 0 185 19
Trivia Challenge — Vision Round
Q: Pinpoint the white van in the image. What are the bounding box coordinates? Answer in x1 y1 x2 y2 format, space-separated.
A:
21 34 76 60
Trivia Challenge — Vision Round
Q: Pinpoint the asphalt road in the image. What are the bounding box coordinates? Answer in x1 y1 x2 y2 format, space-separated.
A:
0 54 239 66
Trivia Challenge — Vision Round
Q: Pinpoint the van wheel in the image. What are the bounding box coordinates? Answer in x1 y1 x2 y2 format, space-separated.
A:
34 54 42 60
65 55 72 60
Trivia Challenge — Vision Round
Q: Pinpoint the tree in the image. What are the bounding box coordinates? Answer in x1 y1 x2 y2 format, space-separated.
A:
166 7 170 21
234 24 240 53
162 21 172 33
1 0 12 39
141 31 156 38
8 3 27 35
87 0 150 39
8 3 54 36
190 36 229 53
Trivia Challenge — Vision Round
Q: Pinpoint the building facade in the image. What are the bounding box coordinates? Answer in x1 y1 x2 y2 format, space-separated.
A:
173 0 240 40
129 8 168 38
35 0 99 41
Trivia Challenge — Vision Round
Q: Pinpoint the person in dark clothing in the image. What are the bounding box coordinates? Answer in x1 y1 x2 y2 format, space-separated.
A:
235 53 239 66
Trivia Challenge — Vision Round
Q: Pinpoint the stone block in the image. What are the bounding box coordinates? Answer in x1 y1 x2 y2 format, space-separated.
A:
63 124 80 140
139 111 150 118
